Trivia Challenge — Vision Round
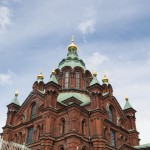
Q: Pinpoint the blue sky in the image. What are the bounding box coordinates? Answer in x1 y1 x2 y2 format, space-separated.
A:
0 0 150 144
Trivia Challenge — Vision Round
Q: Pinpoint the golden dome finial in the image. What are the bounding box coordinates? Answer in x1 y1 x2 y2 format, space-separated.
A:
102 74 109 83
93 68 97 77
15 89 19 97
125 96 129 101
52 66 56 75
67 35 77 51
37 69 44 80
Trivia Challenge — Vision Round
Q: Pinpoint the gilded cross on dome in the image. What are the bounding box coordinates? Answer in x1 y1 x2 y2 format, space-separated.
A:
67 35 77 51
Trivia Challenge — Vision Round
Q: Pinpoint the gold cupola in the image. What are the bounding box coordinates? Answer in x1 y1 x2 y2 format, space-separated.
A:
125 96 129 101
52 68 56 75
67 36 78 51
37 70 44 81
93 68 97 77
102 75 109 83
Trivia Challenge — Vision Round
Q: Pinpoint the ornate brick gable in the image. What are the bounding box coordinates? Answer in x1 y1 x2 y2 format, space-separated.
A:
2 39 148 150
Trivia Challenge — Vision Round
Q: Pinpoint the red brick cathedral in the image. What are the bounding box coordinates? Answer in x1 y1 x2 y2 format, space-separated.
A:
2 39 150 150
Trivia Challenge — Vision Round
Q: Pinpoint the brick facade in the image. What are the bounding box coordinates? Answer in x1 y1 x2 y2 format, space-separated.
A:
2 40 148 150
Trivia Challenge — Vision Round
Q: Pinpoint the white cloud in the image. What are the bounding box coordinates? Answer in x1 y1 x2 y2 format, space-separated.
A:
0 6 11 33
78 19 96 35
83 52 109 71
0 71 14 85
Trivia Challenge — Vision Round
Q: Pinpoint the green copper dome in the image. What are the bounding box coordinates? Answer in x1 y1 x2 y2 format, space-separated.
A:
123 97 133 110
57 92 90 106
90 73 100 86
11 91 20 106
58 39 86 71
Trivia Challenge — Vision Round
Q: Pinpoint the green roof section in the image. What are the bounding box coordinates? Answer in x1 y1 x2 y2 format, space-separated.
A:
49 74 58 84
57 92 90 106
11 91 20 106
134 143 150 149
59 59 86 71
90 75 100 86
58 40 86 71
123 97 133 110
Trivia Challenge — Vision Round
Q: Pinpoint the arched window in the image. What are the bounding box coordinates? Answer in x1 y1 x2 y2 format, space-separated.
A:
82 146 87 150
110 129 115 147
60 147 65 150
82 120 86 136
65 72 69 88
30 103 36 120
60 119 65 135
27 126 34 144
76 72 80 89
108 106 113 122
127 115 132 130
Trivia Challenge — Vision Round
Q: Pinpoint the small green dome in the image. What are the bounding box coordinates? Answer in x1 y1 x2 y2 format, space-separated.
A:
57 92 90 106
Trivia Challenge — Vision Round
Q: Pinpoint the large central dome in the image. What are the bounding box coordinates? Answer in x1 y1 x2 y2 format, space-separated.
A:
58 38 86 71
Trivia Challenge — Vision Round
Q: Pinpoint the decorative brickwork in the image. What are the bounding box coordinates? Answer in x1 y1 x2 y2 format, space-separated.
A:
2 39 149 150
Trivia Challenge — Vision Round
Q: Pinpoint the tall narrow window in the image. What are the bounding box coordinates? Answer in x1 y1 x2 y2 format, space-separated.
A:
37 125 40 141
27 127 34 144
110 130 115 147
19 132 23 144
76 72 80 89
15 134 17 143
82 120 86 136
65 72 69 88
108 106 113 122
30 103 36 120
60 120 65 135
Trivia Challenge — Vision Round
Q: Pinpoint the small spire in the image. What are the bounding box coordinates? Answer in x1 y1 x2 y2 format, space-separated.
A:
93 68 97 77
123 96 133 110
52 67 56 75
11 90 20 106
102 75 109 83
125 96 129 101
72 35 74 43
37 69 44 82
15 89 19 97
90 72 100 86
67 36 77 51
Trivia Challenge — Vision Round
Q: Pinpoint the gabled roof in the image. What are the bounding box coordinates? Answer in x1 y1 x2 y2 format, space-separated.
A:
103 96 126 119
15 91 45 116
